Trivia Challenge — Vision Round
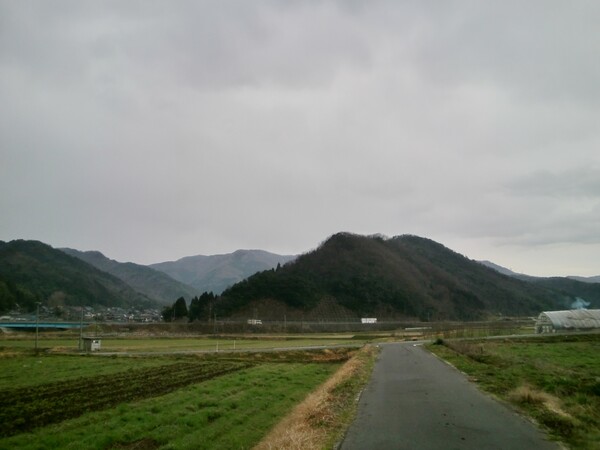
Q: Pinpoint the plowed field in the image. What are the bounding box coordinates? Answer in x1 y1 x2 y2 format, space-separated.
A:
0 360 248 437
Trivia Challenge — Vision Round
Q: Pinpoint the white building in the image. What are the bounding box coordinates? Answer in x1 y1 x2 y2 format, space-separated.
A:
83 337 102 352
535 309 600 334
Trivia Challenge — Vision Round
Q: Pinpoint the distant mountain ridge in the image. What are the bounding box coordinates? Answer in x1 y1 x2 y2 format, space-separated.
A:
150 250 296 294
0 240 296 313
477 260 522 277
215 233 600 321
567 275 600 283
479 260 600 284
60 248 198 305
0 240 154 312
479 260 600 305
3 236 598 320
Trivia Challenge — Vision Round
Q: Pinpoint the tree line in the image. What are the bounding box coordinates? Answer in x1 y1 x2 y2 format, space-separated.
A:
161 291 216 322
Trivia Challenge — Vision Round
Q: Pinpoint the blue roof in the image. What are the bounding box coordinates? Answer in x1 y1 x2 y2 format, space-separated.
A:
0 322 89 329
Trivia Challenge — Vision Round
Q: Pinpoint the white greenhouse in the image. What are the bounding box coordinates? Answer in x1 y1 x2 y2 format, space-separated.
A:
535 309 600 334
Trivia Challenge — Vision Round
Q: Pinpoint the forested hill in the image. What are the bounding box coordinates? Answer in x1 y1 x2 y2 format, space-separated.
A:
216 233 583 321
60 248 197 305
0 240 155 312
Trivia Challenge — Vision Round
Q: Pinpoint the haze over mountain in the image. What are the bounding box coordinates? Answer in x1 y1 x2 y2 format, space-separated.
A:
60 248 197 305
0 240 155 312
150 250 296 295
215 233 600 321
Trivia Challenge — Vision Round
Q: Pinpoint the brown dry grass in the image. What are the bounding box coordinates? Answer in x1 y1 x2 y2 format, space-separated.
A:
509 384 572 419
253 345 377 450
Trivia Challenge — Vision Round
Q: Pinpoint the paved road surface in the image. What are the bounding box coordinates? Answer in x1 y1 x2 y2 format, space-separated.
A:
341 342 561 450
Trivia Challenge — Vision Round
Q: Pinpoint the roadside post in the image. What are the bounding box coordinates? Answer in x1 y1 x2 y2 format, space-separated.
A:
35 302 41 352
78 307 84 351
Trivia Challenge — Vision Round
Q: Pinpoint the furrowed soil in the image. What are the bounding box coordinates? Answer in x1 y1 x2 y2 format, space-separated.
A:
0 360 249 437
0 347 355 449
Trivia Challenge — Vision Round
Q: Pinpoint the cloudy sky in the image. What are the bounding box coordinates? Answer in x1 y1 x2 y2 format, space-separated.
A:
1 1 599 276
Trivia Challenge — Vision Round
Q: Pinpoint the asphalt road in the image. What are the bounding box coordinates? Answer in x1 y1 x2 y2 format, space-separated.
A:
340 342 561 450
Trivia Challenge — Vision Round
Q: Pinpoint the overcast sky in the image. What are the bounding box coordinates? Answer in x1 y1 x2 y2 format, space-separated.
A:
1 1 599 276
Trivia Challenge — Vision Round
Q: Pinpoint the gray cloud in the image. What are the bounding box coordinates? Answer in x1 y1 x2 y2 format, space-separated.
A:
508 167 600 199
1 1 599 275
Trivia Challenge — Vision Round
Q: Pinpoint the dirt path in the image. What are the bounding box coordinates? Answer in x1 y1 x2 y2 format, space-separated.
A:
340 342 561 450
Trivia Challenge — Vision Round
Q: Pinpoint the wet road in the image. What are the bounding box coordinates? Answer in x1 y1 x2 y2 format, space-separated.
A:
340 342 561 450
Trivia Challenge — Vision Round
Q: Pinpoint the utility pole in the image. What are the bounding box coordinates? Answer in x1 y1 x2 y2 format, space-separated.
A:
79 307 84 351
35 302 41 352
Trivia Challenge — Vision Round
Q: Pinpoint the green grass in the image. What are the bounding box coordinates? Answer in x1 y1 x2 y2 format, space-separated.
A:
0 336 362 353
0 360 250 437
429 333 600 450
0 361 340 450
0 355 177 389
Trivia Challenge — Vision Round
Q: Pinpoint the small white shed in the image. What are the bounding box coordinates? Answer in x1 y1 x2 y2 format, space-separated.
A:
83 337 102 352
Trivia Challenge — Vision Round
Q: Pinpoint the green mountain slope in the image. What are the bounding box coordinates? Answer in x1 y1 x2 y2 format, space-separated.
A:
216 233 585 321
150 250 296 294
60 248 198 305
0 240 155 312
567 275 600 283
480 261 600 306
519 277 600 307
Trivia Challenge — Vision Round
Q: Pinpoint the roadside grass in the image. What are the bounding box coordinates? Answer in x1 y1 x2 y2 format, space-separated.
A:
254 344 378 449
0 361 341 450
428 333 600 450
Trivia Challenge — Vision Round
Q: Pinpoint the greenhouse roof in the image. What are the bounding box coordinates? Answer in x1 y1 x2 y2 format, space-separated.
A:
538 309 600 330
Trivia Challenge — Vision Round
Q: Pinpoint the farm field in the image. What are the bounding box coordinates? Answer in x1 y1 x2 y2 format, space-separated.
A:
0 347 361 449
0 335 365 354
429 333 600 450
0 354 185 390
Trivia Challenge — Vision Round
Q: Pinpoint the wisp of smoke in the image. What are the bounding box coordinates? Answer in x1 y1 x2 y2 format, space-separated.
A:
571 297 591 310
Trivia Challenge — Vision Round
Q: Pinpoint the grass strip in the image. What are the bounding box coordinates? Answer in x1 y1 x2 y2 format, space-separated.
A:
428 334 600 450
253 345 378 450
